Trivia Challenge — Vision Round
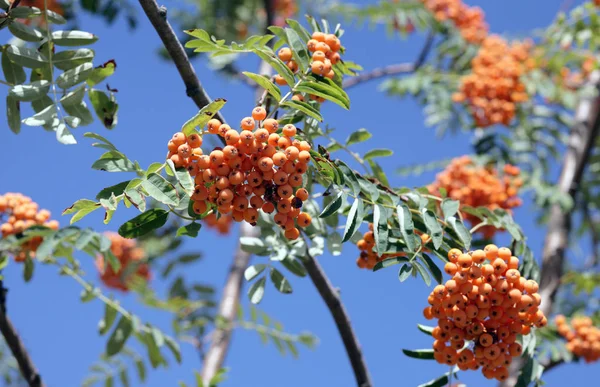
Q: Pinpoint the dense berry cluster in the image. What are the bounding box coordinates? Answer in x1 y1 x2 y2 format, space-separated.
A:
559 56 597 90
167 108 313 240
428 156 522 239
421 0 488 44
555 315 600 362
423 245 546 381
273 0 297 27
356 224 430 270
276 31 342 94
452 35 533 128
0 193 59 262
203 213 233 235
95 232 150 292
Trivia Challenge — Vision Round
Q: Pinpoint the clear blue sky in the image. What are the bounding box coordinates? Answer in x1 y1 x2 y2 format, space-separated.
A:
0 0 597 386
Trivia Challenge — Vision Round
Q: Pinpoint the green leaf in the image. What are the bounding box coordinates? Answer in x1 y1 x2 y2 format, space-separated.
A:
254 48 296 86
422 209 443 249
119 369 129 387
239 237 269 255
99 302 118 335
8 21 44 42
326 232 343 256
319 191 343 218
295 80 350 109
118 209 169 238
421 254 443 284
88 89 118 129
164 335 182 363
87 60 116 86
417 372 454 387
414 260 431 286
174 168 194 196
96 181 130 201
244 264 267 281
417 324 435 336
346 128 371 146
447 216 471 250
63 199 102 224
2 49 26 85
176 222 201 238
9 6 42 18
53 49 95 71
106 316 132 356
285 28 310 71
92 157 136 173
373 205 389 255
396 203 417 252
52 30 99 46
46 9 66 24
402 348 434 360
142 173 179 206
342 198 364 242
248 276 266 304
280 256 307 277
242 72 281 101
281 100 323 122
441 199 460 221
6 96 20 134
270 268 292 294
56 62 93 89
398 263 413 282
21 104 56 126
135 358 146 382
23 256 34 282
364 148 393 160
181 99 227 135
8 80 50 101
6 45 47 68
285 19 312 41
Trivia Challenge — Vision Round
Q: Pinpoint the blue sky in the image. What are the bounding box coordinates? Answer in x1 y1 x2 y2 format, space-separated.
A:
0 0 598 386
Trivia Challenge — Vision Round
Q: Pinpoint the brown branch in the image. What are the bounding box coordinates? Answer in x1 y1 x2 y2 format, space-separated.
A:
300 244 372 387
200 1 274 383
0 283 44 387
342 30 435 90
137 0 226 124
500 71 600 386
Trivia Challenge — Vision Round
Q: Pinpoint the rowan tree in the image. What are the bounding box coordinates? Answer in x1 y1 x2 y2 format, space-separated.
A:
0 1 600 387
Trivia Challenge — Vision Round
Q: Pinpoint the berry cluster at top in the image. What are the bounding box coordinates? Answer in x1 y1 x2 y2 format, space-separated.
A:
0 193 59 262
355 224 430 270
276 30 342 100
555 315 600 363
424 245 546 381
95 232 150 292
421 0 488 44
428 156 523 239
167 108 313 240
452 35 534 128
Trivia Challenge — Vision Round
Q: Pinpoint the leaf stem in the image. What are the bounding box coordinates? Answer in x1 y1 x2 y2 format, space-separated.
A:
0 79 12 87
469 221 488 235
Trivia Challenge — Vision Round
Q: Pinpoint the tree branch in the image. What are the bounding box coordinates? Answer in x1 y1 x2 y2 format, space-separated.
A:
137 0 226 124
0 282 44 387
200 1 274 383
501 70 600 386
342 30 435 90
301 247 373 387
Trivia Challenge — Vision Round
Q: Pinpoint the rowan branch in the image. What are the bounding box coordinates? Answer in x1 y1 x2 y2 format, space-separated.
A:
200 1 275 383
342 30 434 89
300 240 373 387
137 0 226 124
0 282 44 387
500 71 600 386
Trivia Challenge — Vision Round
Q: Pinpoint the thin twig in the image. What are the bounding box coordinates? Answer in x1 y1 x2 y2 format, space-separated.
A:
501 71 600 386
300 233 373 387
0 282 45 387
342 30 435 89
137 0 226 124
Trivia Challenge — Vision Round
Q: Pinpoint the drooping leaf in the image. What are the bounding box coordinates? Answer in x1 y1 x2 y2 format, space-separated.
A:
402 348 434 360
141 173 180 206
106 316 132 356
422 209 443 249
56 62 93 89
87 59 116 86
270 268 292 294
342 198 364 242
118 209 169 238
181 99 227 135
248 276 267 304
242 72 281 101
245 264 267 281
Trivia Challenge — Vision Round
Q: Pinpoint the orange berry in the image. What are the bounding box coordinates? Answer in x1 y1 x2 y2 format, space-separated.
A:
252 107 267 121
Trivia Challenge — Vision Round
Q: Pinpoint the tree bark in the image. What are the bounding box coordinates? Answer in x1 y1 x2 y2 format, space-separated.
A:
500 71 600 386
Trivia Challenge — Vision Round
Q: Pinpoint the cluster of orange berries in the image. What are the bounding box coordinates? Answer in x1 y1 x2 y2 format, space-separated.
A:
452 35 534 128
421 0 488 44
95 232 150 292
276 31 341 88
167 108 313 240
428 156 523 239
203 213 233 235
355 224 431 270
0 193 59 262
558 56 597 90
555 315 600 363
424 245 546 381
